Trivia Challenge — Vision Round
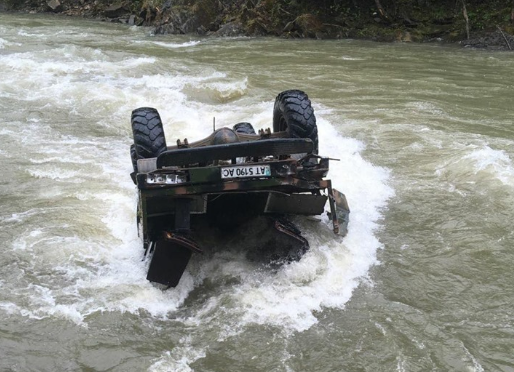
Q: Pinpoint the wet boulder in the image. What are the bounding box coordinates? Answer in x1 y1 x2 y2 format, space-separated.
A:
153 1 220 35
153 8 201 35
104 3 128 19
215 21 244 37
47 0 63 12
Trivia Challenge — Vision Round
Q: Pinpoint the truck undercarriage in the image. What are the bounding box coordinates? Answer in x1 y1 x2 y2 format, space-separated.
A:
130 90 350 287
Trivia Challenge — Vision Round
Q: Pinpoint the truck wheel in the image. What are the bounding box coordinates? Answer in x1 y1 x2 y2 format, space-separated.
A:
131 107 167 159
273 90 318 154
233 122 256 135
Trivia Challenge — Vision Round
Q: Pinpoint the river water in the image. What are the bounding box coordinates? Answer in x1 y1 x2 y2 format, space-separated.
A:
1 13 513 372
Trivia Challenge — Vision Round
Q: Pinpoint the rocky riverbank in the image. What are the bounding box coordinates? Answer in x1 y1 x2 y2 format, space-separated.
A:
1 0 514 50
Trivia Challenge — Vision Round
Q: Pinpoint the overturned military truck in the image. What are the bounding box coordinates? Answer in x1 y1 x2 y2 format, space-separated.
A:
130 90 350 287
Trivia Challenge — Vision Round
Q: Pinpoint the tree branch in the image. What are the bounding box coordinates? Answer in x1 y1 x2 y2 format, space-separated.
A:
497 25 512 50
461 0 470 40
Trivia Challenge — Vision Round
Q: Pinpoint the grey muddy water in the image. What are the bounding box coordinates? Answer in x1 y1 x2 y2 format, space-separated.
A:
1 13 513 372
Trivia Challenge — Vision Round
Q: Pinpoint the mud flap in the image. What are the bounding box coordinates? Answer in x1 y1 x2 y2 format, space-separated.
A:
327 183 350 236
146 232 201 287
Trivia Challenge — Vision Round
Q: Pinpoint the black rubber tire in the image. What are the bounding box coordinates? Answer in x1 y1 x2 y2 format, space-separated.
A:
233 122 256 135
131 107 167 159
272 90 318 154
130 144 138 173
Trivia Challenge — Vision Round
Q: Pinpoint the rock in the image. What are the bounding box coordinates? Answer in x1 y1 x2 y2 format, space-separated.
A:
215 21 244 37
128 15 135 26
181 15 202 34
104 3 127 18
461 30 514 50
47 0 63 12
153 7 210 35
161 0 172 12
396 31 412 42
197 25 207 35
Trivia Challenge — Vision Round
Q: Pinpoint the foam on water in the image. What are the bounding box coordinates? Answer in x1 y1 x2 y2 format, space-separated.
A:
435 142 514 188
151 40 201 49
0 30 394 370
0 37 14 49
463 145 514 186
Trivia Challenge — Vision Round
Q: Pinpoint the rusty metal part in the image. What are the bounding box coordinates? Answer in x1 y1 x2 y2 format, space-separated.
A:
327 180 340 235
176 138 190 148
163 231 202 253
332 188 350 237
273 219 308 248
258 128 272 138
326 184 350 236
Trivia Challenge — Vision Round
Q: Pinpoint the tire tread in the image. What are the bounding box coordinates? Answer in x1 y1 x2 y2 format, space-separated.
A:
131 107 167 160
273 90 318 153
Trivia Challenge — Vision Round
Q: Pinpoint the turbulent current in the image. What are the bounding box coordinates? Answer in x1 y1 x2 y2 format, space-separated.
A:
1 13 513 372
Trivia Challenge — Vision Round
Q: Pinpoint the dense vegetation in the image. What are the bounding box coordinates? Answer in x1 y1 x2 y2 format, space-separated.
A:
2 0 514 44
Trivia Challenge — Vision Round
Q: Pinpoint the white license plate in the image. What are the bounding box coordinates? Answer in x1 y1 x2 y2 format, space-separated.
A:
221 165 271 179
